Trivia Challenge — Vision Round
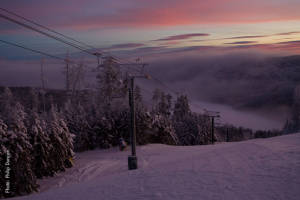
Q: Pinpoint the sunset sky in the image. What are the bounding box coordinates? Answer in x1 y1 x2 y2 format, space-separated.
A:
0 0 299 130
1 0 300 61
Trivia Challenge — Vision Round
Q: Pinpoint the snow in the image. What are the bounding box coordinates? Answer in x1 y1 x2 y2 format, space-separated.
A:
13 133 300 200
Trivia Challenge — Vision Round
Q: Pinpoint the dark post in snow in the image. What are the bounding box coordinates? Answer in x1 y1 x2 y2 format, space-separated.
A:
204 109 220 145
128 77 137 170
226 127 229 142
211 116 215 144
126 65 150 170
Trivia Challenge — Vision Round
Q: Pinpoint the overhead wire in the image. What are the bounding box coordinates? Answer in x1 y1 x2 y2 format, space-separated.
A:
0 8 146 67
0 7 96 50
0 39 66 61
0 8 182 98
0 39 92 68
0 13 95 56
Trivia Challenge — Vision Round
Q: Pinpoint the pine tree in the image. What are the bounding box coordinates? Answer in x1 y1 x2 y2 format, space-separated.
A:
152 88 161 104
27 88 39 112
152 88 162 111
47 106 74 172
173 95 191 121
158 92 172 117
149 90 179 144
28 111 54 178
1 102 38 196
0 87 14 114
151 114 179 145
284 85 300 133
0 118 8 198
64 100 95 151
291 86 300 132
172 95 212 145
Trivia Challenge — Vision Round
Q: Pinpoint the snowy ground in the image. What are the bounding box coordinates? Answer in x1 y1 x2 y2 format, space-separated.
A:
14 133 300 200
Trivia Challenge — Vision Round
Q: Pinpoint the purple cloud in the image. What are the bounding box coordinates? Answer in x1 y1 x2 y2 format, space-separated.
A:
224 35 266 40
224 31 300 40
224 41 257 45
154 33 210 41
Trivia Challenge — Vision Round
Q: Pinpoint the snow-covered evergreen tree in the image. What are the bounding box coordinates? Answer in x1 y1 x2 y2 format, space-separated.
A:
0 118 8 198
27 88 39 112
151 114 179 145
47 106 74 172
1 102 38 196
28 111 54 178
173 95 191 121
93 115 115 149
174 113 211 145
135 110 153 145
158 92 172 117
152 88 161 107
172 95 212 145
151 89 173 117
291 85 300 132
63 100 96 152
0 87 14 114
149 89 179 145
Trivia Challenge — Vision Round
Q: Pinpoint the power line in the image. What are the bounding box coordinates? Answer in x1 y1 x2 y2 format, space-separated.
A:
0 39 66 61
0 13 95 56
0 8 151 82
0 7 96 50
0 8 141 65
0 10 181 99
0 39 89 67
0 40 183 110
0 8 134 64
0 8 144 66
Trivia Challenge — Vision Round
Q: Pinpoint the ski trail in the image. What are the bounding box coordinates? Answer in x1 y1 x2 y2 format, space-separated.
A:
14 133 300 200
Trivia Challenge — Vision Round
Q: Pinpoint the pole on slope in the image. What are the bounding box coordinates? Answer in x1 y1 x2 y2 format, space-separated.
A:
226 127 229 142
128 73 150 170
211 116 215 144
128 77 137 170
204 109 220 144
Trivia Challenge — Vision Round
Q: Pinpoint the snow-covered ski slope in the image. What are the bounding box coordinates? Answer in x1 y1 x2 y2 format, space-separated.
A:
14 133 300 200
